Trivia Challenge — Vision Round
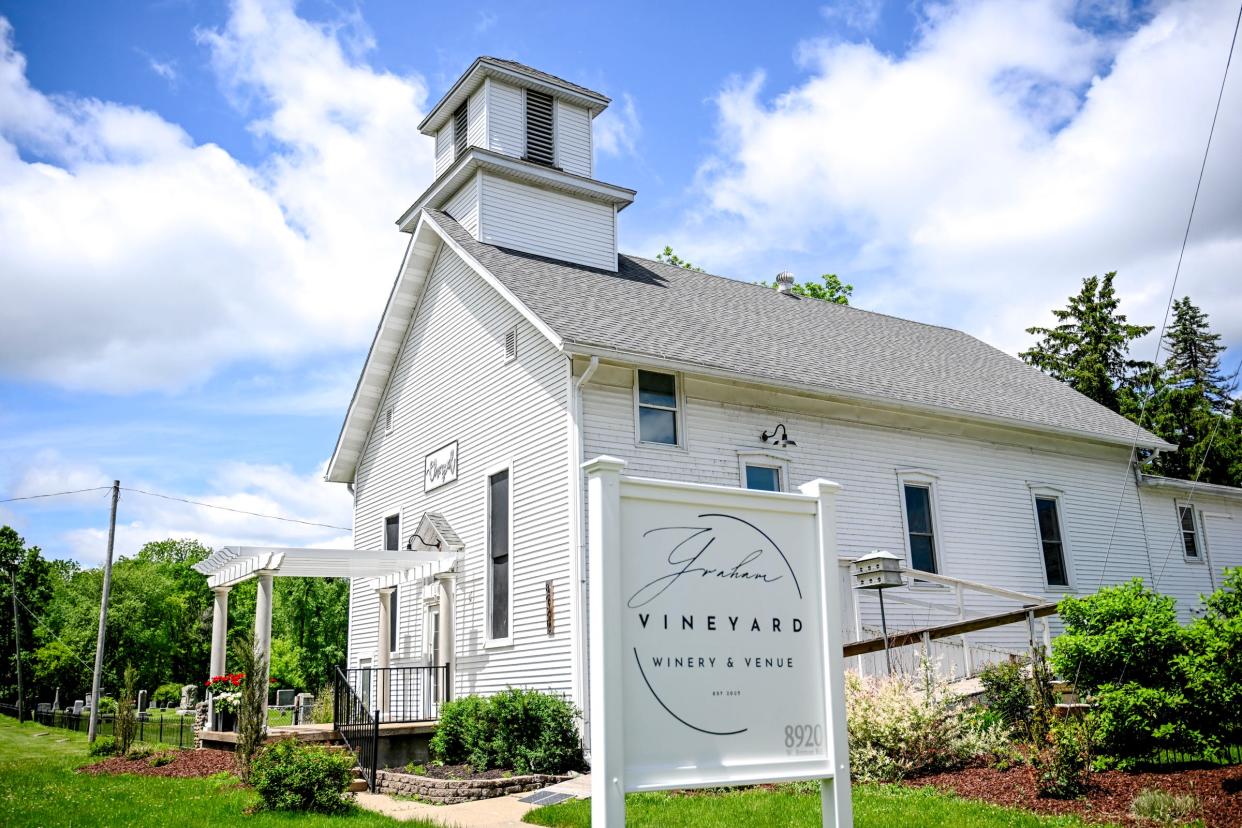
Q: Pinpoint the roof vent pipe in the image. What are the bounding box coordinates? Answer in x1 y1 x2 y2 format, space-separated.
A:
775 271 795 293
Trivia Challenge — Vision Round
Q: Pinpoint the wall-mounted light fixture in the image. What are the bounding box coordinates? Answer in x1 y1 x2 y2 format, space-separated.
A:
761 423 797 447
406 532 442 551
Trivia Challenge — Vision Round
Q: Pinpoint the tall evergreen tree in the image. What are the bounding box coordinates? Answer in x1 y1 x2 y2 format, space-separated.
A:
1020 272 1153 412
1163 296 1232 410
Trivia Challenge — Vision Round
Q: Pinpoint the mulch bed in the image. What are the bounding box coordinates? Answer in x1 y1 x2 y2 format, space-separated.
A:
80 748 238 778
906 765 1242 827
387 762 510 781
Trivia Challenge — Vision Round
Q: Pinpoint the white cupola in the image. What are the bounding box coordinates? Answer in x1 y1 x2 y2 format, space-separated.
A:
397 57 635 272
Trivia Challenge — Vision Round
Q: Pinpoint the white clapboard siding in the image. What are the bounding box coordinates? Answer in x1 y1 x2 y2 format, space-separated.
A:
434 125 453 177
580 373 1232 657
555 100 591 177
350 244 574 698
487 81 525 159
468 87 487 150
1204 512 1242 574
479 173 616 270
442 178 480 238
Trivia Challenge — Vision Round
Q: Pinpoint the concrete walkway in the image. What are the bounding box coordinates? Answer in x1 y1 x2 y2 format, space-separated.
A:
354 774 591 826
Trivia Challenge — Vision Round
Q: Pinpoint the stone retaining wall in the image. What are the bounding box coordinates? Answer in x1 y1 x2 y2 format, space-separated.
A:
373 769 568 804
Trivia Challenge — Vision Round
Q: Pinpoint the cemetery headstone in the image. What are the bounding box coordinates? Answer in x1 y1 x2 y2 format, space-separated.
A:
137 690 147 711
179 684 196 711
275 688 295 708
72 700 84 716
294 693 315 724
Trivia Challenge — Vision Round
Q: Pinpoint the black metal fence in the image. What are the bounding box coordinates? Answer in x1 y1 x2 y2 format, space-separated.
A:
1141 744 1242 768
336 664 450 724
0 703 197 750
333 666 379 790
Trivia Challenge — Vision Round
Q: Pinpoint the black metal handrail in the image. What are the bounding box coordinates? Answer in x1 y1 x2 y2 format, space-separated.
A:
334 666 379 790
336 664 451 724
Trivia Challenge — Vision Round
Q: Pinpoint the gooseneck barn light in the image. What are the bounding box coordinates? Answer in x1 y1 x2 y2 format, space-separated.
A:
760 423 797 447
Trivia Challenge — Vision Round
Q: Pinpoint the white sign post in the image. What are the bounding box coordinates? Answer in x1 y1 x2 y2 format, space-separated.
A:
585 456 852 827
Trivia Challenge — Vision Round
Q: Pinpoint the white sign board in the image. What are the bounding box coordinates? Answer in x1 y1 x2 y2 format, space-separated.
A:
423 441 458 493
586 457 852 827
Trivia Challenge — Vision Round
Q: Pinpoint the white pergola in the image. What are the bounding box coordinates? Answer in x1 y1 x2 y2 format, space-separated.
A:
193 513 462 714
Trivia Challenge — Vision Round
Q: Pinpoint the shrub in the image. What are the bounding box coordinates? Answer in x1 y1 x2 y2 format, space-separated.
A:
250 739 356 814
1029 716 1091 799
1176 567 1242 755
844 666 1004 783
430 689 583 775
231 633 267 783
125 742 155 760
1051 579 1184 693
978 660 1030 734
1130 788 1200 825
114 666 139 756
152 683 183 708
96 696 117 715
147 752 175 767
1090 682 1196 766
86 736 116 757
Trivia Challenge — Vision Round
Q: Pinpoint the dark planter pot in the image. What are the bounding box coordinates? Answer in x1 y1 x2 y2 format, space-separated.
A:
213 711 237 732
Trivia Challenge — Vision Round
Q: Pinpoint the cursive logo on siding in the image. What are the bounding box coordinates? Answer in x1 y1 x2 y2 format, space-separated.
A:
423 442 458 492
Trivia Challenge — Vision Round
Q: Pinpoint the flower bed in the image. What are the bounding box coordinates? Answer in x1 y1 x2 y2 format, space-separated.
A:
81 748 237 778
373 767 568 804
907 764 1242 827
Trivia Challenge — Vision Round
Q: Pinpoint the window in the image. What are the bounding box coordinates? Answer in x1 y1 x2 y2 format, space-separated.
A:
902 484 938 573
745 465 781 492
453 103 468 159
1034 497 1069 586
389 587 399 653
524 89 555 166
637 370 678 445
427 607 443 701
1178 505 1200 559
384 514 400 552
487 468 511 641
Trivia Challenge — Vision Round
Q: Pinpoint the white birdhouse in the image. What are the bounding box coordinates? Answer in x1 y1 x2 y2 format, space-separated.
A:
851 550 904 590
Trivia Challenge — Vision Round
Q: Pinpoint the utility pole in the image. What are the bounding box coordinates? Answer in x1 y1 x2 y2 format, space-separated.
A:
10 568 23 723
88 480 120 742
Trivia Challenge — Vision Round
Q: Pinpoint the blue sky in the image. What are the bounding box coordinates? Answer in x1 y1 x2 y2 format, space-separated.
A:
1 0 1239 564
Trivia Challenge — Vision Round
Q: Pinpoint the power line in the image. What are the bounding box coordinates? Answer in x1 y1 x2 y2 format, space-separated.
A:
121 487 351 532
10 591 96 674
0 486 111 504
1095 0 1242 590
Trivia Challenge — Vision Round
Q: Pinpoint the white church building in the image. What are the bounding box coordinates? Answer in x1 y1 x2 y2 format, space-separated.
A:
322 57 1242 726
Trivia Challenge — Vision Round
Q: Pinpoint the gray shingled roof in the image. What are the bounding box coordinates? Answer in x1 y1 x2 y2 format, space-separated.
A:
480 57 610 104
426 209 1165 448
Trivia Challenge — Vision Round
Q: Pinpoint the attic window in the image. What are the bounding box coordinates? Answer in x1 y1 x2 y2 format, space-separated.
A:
524 89 555 167
504 327 518 362
453 104 468 159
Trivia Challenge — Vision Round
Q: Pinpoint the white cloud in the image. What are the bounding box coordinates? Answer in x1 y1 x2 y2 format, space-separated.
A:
819 0 885 33
667 0 1242 359
13 452 353 564
594 92 641 157
0 0 433 392
147 55 178 84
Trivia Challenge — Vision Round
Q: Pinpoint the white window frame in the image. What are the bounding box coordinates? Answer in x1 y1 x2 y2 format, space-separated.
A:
737 450 790 492
1027 484 1075 591
484 460 515 649
632 368 685 449
895 468 945 582
390 585 400 654
1175 501 1204 563
382 510 402 552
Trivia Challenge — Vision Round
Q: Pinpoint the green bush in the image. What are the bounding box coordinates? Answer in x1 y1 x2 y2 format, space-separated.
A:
86 737 116 757
152 683 183 708
1090 682 1195 766
1029 717 1091 799
1051 579 1184 692
978 660 1030 734
125 742 155 760
430 690 583 775
1130 788 1200 825
249 739 356 813
147 752 175 767
1176 567 1242 755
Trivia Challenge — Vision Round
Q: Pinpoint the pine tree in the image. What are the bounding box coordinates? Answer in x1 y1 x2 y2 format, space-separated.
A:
1163 296 1232 410
1020 272 1153 412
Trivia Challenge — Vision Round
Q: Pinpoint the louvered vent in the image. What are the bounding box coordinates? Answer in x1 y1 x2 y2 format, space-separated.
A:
384 406 394 433
524 90 555 167
504 327 518 362
453 104 468 159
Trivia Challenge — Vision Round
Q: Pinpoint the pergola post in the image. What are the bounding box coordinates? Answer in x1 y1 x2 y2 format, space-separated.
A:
210 586 231 677
254 570 275 717
376 587 394 718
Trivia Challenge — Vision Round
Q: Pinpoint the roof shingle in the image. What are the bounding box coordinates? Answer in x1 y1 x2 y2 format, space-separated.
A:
426 209 1165 448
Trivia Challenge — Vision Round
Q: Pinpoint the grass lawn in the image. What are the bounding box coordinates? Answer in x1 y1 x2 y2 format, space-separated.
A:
0 716 422 828
523 784 1119 828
